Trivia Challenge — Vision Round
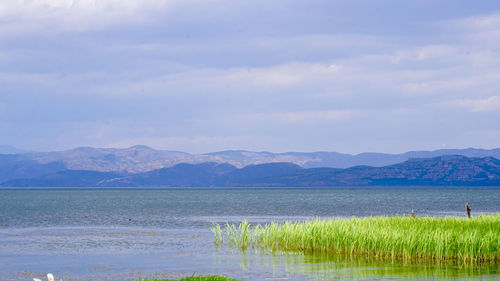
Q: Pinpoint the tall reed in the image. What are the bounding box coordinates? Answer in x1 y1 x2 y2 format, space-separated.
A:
212 215 500 262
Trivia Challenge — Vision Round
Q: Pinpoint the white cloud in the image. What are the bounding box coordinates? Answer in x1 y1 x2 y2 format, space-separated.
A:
80 61 343 99
0 71 60 85
400 71 500 97
447 96 500 112
0 0 180 33
232 109 367 125
448 12 500 31
389 45 461 63
224 62 341 87
443 13 500 47
2 3 500 153
274 109 364 123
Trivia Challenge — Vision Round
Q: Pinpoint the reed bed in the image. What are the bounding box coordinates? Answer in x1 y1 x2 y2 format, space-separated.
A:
212 215 500 262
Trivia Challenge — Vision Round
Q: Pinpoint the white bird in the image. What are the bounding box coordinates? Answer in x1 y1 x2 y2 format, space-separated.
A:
33 279 42 281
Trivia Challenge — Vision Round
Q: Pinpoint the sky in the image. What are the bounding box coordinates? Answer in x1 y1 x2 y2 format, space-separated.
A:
1 0 500 154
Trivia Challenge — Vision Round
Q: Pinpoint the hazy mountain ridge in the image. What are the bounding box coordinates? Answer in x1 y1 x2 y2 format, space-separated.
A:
4 145 500 173
3 155 499 187
0 154 66 183
0 145 30 154
28 145 196 173
3 170 124 187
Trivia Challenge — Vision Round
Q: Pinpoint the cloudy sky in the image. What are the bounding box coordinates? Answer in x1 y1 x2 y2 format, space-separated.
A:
1 0 500 153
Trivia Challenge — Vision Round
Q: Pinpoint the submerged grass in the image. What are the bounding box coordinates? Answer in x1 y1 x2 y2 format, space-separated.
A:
212 215 500 263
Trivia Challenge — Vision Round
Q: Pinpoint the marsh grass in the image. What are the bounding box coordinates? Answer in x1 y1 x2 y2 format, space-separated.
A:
212 215 500 262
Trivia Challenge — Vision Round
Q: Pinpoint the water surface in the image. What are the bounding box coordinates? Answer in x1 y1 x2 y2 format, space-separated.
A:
0 187 499 280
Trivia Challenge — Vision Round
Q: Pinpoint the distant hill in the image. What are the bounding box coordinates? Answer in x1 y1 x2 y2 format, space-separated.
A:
3 170 123 187
0 145 30 154
98 162 237 187
0 154 66 183
9 146 500 173
27 145 195 173
3 155 499 187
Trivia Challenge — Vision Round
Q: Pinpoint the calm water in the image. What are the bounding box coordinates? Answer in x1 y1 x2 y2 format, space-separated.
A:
0 187 499 280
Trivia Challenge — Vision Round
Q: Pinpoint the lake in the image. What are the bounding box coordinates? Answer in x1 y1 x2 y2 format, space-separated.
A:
0 187 499 280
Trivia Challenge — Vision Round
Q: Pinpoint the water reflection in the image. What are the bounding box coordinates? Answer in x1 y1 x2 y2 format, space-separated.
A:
227 249 499 281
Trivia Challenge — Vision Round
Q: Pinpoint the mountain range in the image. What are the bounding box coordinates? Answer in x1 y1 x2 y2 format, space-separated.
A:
3 145 500 173
2 155 500 187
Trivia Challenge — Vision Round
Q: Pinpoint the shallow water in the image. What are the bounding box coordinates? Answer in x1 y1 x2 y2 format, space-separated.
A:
0 187 499 280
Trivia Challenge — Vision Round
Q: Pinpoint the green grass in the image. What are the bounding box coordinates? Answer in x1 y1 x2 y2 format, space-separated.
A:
139 275 239 281
212 215 500 262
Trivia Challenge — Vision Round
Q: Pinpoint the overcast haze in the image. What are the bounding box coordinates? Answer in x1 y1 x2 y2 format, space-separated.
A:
1 0 500 153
